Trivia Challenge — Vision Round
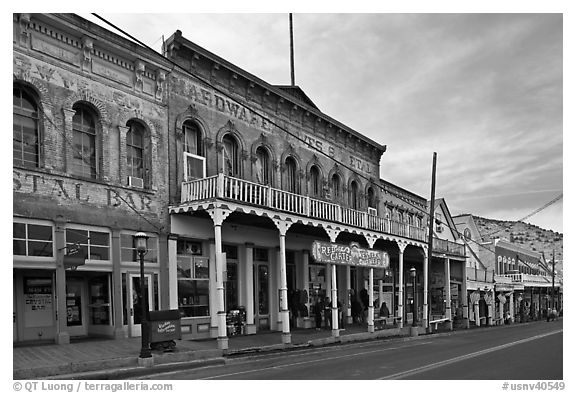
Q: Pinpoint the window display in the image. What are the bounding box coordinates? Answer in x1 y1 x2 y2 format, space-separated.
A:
177 255 209 317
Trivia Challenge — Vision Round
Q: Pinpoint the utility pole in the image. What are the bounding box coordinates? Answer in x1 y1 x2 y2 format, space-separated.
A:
289 13 295 86
551 249 555 311
425 152 437 329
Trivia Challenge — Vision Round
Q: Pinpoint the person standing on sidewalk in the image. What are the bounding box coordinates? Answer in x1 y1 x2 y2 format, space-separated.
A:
324 297 332 330
314 297 323 330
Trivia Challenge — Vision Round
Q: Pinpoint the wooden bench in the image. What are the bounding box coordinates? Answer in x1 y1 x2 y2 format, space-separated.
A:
429 317 450 331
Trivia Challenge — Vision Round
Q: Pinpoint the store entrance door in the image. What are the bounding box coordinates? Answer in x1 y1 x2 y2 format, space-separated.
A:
253 263 270 330
66 277 87 336
127 273 153 337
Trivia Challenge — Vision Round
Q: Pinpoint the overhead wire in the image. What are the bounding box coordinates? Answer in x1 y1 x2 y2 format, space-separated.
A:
88 14 559 274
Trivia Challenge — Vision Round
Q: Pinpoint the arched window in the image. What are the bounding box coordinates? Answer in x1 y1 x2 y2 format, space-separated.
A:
285 156 298 193
350 181 359 210
183 120 202 156
309 165 321 197
71 104 97 178
331 174 341 200
13 84 40 168
367 187 375 208
222 134 239 176
183 121 205 180
126 121 144 179
255 146 271 185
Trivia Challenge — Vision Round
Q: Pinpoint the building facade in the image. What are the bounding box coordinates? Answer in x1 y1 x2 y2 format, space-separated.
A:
13 14 468 346
13 13 172 344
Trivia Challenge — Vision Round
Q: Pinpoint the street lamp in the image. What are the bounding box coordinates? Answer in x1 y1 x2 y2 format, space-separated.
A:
134 232 151 359
410 267 417 327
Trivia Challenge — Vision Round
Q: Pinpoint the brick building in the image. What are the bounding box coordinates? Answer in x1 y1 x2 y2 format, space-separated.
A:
13 13 171 344
13 14 468 346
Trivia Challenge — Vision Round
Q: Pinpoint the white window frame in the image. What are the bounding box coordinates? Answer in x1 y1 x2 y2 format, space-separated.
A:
65 224 112 264
120 231 159 264
183 152 206 181
13 218 55 262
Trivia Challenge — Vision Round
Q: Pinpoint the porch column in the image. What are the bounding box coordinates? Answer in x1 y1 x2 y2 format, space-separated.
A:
397 243 406 328
498 293 505 323
509 293 515 323
111 227 125 339
423 253 429 328
461 261 469 328
368 268 374 333
167 235 178 311
208 240 217 338
331 264 339 337
302 250 310 323
274 219 293 345
54 218 69 344
444 257 451 321
208 207 231 350
345 265 352 324
244 243 256 334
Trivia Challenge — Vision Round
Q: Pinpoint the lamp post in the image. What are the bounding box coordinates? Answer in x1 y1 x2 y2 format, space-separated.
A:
134 232 151 359
410 267 417 327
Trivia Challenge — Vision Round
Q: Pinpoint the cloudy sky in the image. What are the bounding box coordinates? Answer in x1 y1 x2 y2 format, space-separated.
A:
80 11 564 233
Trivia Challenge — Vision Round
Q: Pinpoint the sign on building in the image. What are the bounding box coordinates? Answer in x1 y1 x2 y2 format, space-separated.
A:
311 241 389 269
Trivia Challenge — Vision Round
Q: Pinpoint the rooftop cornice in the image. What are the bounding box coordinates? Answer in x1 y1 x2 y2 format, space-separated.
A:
165 30 387 155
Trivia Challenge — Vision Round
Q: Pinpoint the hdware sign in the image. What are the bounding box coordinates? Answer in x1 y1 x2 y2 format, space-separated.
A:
311 241 389 269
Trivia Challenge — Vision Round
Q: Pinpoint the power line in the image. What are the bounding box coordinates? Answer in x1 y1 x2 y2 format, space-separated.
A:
89 13 431 218
482 194 563 239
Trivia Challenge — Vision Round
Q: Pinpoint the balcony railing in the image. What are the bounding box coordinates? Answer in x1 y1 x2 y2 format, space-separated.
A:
499 273 552 285
432 237 466 257
466 267 495 283
180 174 436 243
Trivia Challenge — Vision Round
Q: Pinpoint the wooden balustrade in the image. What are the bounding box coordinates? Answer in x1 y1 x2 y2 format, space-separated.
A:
179 174 449 246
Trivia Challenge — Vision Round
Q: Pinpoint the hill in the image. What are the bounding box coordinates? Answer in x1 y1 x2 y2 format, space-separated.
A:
473 215 563 263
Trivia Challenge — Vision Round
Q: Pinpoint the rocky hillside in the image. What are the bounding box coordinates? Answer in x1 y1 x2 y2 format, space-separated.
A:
473 215 563 262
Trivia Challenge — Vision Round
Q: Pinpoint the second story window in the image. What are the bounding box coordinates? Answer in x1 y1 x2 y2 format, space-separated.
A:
350 181 359 210
309 165 321 197
255 146 271 185
367 187 375 209
183 121 205 181
13 84 41 168
331 174 341 200
285 156 298 193
126 121 146 183
222 134 239 177
71 105 98 179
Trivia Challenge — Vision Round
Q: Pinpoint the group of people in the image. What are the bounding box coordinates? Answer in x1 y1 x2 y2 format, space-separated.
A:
313 289 391 330
313 296 343 330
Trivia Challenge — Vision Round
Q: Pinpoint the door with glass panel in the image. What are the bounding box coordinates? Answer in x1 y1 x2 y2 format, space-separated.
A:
127 273 153 337
66 277 87 336
253 263 270 330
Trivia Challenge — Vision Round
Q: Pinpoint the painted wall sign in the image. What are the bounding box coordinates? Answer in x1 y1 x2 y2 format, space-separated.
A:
13 169 155 213
311 241 389 269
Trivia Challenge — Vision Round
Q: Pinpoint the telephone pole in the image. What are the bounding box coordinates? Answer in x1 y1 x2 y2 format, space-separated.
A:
425 152 437 329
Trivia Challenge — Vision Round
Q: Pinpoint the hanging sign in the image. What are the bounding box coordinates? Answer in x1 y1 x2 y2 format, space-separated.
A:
311 241 389 269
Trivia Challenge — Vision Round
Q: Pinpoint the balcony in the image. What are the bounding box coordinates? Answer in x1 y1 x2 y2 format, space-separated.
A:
179 174 428 242
466 267 495 283
498 273 552 286
432 237 466 257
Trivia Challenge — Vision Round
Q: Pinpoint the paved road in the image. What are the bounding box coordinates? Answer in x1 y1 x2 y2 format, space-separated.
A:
139 320 562 380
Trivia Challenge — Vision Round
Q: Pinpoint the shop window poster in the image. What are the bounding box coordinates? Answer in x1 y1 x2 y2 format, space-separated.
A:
23 277 53 328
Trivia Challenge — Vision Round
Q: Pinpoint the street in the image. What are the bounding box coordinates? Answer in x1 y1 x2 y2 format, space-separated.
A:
139 320 562 380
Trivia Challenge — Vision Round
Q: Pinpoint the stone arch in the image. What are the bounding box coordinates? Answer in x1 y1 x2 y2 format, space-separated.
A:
174 104 212 143
63 89 110 126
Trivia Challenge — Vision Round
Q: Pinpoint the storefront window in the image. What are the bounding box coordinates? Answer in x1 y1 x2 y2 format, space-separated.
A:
13 222 53 257
226 262 238 311
177 256 209 317
66 229 110 261
120 233 158 263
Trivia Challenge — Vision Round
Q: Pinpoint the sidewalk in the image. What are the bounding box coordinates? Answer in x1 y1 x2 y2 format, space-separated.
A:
11 323 433 380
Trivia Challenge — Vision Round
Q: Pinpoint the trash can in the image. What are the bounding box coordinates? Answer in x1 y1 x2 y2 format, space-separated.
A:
148 309 181 352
